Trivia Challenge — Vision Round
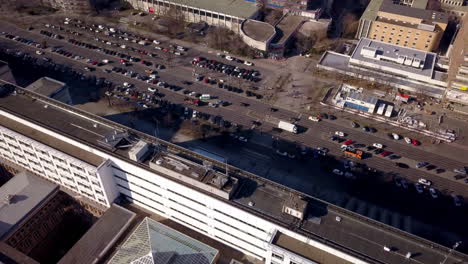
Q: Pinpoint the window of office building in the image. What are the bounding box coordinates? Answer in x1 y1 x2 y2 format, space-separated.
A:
272 253 284 261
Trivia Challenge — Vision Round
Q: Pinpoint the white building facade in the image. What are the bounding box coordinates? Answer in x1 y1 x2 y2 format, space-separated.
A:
0 105 366 264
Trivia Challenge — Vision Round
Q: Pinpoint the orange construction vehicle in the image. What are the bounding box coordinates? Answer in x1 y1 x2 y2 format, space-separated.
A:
343 149 363 159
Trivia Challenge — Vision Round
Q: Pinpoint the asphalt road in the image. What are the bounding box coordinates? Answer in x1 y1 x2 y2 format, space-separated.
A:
1 21 468 201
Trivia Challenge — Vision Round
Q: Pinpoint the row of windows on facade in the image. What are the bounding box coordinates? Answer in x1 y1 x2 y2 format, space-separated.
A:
0 150 106 204
138 0 243 22
372 35 430 48
374 26 434 37
116 179 269 254
0 133 95 176
1 143 94 182
442 0 464 6
112 167 269 234
121 192 266 260
114 175 267 237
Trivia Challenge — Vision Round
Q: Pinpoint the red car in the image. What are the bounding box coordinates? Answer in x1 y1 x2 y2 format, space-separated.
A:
343 140 354 146
411 139 420 146
90 61 98 65
120 59 126 63
380 151 392 157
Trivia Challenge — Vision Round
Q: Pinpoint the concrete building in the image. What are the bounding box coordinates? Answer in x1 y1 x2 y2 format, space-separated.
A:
124 0 259 32
0 171 58 241
0 84 468 264
332 84 379 113
108 217 219 264
445 16 468 105
344 91 379 113
240 16 305 58
440 0 468 21
57 204 136 264
25 77 72 105
318 38 448 97
356 0 448 51
243 0 323 19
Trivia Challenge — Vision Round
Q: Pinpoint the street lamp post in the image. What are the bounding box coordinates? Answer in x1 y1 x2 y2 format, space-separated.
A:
440 241 461 264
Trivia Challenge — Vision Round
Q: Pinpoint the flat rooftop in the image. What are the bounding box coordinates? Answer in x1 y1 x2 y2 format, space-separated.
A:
162 0 258 19
350 38 436 78
380 1 448 24
0 242 39 264
376 16 437 31
58 204 136 264
242 19 276 42
0 171 58 239
319 51 445 97
0 85 466 263
272 231 352 264
271 16 305 44
25 77 66 97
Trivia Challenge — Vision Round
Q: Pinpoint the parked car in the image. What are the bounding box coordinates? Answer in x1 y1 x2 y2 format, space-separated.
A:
416 161 429 168
429 188 438 199
335 131 345 137
373 143 383 149
332 169 343 176
418 178 432 186
414 183 424 194
351 121 359 128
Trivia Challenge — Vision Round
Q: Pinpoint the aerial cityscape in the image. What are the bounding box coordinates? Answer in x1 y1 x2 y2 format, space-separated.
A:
0 0 467 263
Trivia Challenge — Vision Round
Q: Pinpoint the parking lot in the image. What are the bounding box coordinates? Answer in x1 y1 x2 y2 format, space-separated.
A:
2 17 468 250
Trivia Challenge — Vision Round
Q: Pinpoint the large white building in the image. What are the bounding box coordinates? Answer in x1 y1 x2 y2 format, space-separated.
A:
318 38 449 98
0 83 467 264
124 0 259 32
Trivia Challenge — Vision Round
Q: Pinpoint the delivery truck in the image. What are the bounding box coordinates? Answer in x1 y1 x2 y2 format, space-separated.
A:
278 121 298 134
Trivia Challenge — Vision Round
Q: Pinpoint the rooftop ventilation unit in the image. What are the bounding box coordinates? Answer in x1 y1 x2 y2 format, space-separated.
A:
128 140 149 162
3 194 14 205
404 57 414 66
397 55 405 64
412 58 422 68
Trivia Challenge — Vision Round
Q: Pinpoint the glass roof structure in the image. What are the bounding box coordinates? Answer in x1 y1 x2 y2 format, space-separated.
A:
109 218 219 264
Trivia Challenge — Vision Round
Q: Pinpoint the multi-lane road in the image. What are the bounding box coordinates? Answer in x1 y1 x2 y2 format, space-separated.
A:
1 20 468 202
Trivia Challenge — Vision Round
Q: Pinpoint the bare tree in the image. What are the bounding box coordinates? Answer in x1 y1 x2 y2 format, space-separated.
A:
342 13 359 39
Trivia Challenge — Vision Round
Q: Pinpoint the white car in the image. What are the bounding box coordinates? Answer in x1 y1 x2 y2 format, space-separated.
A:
154 46 162 50
332 169 343 176
429 188 438 199
157 81 167 87
153 40 161 44
225 55 234 61
147 87 157 92
404 137 412 144
392 133 400 140
192 110 198 118
244 61 253 66
335 131 345 137
123 82 132 88
414 183 424 194
238 136 248 142
276 150 288 156
372 143 383 149
418 178 432 186
35 50 44 55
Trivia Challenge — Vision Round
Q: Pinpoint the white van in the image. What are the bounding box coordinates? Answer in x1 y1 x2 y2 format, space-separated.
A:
199 94 211 100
